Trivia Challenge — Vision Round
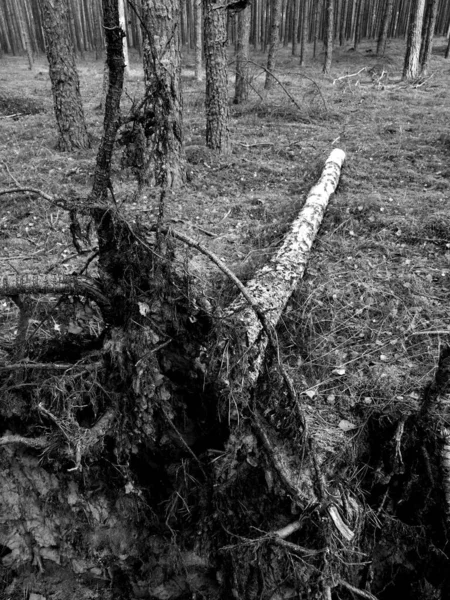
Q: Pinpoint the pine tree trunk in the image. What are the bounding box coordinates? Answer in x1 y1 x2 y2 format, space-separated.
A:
234 5 251 103
38 0 90 151
194 0 202 80
299 0 308 65
419 0 438 74
323 0 334 73
203 0 230 153
291 0 299 54
141 0 185 188
403 0 426 79
377 0 394 55
265 0 282 89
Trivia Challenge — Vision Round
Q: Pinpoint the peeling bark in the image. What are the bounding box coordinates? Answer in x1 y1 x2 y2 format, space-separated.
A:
224 149 346 389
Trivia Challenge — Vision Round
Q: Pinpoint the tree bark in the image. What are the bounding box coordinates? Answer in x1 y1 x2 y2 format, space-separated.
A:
323 0 334 73
419 0 438 74
38 0 90 151
377 0 394 55
118 0 130 75
141 0 185 188
203 0 230 153
265 0 282 89
292 0 299 55
234 5 251 103
194 0 203 80
403 0 426 79
299 0 308 65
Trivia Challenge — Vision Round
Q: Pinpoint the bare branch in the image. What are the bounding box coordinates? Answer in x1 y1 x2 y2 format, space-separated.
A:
0 273 110 309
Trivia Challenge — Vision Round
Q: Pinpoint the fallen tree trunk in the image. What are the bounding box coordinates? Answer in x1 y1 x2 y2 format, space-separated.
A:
224 148 345 390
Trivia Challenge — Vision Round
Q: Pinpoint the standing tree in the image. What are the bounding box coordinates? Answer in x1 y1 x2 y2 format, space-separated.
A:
299 0 308 66
420 0 438 75
377 0 394 55
323 0 334 74
38 0 90 151
194 0 202 81
403 0 426 79
203 0 231 153
118 0 130 76
265 0 282 89
141 0 185 187
234 4 251 103
291 0 299 55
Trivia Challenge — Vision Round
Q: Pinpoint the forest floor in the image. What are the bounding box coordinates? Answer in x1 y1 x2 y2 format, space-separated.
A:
1 37 450 598
1 38 450 424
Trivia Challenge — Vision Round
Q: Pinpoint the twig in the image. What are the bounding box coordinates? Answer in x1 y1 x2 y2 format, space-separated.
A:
246 59 308 114
337 579 379 600
332 67 367 84
0 361 102 371
411 330 450 336
1 161 21 187
0 187 66 209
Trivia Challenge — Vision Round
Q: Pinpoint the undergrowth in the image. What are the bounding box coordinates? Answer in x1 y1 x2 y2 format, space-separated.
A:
0 39 449 463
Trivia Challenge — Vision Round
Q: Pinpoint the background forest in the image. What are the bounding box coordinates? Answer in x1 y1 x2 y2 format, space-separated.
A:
1 1 450 600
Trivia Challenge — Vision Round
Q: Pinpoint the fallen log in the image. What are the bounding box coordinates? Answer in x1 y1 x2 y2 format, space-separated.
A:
224 148 346 389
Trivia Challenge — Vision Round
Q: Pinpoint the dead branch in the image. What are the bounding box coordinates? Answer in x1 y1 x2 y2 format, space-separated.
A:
332 67 367 84
0 361 102 371
0 273 110 309
0 186 65 208
337 579 379 600
246 59 307 113
0 434 49 449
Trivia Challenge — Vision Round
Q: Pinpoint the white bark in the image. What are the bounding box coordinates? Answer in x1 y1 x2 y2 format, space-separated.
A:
118 0 130 76
225 148 346 387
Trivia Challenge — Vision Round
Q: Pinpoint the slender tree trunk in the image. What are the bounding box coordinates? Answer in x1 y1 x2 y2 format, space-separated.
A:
203 0 230 153
15 0 33 69
38 0 90 151
354 0 363 50
265 0 282 89
194 0 202 80
119 0 130 75
377 0 394 55
419 0 438 74
299 0 308 65
339 0 348 44
445 35 450 59
403 0 426 79
234 5 251 103
323 0 334 73
312 0 320 58
292 0 299 54
141 0 185 187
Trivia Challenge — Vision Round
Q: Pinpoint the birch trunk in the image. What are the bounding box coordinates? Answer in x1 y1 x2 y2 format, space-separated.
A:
224 149 346 380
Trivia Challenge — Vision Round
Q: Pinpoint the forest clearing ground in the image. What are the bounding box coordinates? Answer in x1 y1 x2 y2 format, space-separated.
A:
1 38 450 434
